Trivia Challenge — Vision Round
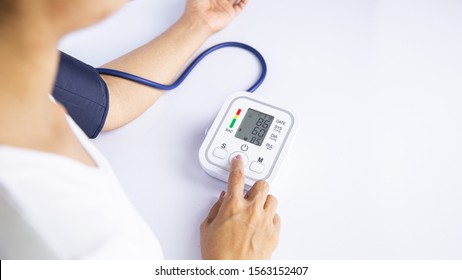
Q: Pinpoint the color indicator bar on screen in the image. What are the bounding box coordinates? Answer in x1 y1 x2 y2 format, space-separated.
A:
229 109 242 128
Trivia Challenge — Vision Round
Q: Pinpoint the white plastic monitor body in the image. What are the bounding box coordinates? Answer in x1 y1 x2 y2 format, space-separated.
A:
199 91 297 187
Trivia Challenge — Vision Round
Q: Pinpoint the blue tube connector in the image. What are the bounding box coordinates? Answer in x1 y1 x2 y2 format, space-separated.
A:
96 42 267 93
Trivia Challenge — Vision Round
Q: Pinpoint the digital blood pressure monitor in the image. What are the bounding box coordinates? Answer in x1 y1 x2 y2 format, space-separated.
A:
199 92 297 187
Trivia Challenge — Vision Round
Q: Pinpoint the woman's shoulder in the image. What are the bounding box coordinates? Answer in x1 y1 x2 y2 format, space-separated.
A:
0 102 101 168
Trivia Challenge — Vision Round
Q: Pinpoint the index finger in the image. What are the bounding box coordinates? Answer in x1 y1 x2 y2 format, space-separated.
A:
227 155 245 197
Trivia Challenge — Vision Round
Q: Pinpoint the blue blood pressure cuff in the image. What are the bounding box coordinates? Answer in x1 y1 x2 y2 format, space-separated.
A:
52 52 109 139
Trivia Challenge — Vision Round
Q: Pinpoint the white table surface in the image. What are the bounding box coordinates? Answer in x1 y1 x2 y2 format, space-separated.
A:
60 0 462 259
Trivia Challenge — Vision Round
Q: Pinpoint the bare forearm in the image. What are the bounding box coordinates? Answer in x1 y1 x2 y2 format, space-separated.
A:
100 16 212 131
100 0 249 131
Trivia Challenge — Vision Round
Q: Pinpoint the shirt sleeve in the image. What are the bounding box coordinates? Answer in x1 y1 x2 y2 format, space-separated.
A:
52 52 109 139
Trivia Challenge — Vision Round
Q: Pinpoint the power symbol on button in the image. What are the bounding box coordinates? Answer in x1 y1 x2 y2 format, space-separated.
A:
241 144 249 151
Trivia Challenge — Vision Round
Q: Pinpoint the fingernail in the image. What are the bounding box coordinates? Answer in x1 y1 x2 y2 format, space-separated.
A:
235 154 242 160
220 191 226 199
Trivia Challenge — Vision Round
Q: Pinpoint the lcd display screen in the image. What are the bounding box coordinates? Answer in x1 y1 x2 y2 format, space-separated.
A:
235 108 274 146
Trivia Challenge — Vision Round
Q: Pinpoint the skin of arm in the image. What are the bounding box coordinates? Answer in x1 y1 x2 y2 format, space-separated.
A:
100 0 281 259
100 0 248 131
0 0 279 260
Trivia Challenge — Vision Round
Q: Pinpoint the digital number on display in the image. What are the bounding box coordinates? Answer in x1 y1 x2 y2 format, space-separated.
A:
235 109 274 146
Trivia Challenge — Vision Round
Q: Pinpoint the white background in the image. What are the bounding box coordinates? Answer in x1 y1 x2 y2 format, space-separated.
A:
60 0 462 259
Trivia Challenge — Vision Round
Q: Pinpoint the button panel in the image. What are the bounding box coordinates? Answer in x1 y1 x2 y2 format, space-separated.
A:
202 93 295 184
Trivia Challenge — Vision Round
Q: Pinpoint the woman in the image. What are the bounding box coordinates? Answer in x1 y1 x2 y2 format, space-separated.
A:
0 0 280 259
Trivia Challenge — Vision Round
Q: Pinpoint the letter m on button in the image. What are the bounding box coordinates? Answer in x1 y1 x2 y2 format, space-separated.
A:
258 157 264 163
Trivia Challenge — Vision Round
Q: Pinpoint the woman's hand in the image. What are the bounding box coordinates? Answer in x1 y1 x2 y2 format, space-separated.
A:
182 0 248 35
200 155 281 260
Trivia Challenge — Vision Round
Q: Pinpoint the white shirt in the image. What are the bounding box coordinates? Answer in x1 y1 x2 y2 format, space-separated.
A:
0 117 163 259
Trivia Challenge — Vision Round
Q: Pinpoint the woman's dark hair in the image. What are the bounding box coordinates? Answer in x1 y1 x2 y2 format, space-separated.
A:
0 0 16 24
0 1 12 18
